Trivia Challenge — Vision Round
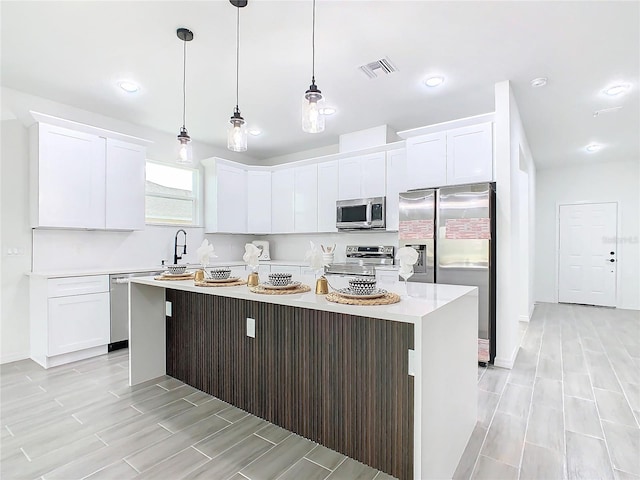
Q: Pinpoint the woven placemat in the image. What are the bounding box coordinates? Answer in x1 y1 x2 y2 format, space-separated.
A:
325 291 401 306
249 284 311 295
154 274 195 281
194 279 247 287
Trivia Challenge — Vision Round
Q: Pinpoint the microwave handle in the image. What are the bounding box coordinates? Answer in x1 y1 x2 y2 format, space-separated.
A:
365 201 372 225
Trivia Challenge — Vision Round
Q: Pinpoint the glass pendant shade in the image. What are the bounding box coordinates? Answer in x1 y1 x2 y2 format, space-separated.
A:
176 127 193 164
227 109 248 152
302 83 325 133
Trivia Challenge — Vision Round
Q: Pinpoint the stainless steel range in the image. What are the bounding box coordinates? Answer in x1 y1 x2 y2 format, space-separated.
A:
325 245 395 277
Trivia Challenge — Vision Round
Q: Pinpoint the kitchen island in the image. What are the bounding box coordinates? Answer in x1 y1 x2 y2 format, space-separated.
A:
129 275 478 480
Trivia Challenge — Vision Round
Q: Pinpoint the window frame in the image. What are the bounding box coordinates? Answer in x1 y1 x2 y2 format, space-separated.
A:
144 160 201 227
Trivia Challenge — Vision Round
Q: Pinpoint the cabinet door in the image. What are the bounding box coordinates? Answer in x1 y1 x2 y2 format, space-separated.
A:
405 132 446 190
270 265 301 275
446 123 493 185
48 292 110 356
294 164 318 233
105 139 146 230
361 152 386 198
338 157 362 200
37 123 106 228
317 161 339 232
217 164 247 233
247 171 272 233
385 149 407 231
271 169 295 233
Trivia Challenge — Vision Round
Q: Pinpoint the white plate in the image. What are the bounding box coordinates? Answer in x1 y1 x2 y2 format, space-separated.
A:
260 281 302 290
203 277 240 283
161 271 192 278
336 288 387 299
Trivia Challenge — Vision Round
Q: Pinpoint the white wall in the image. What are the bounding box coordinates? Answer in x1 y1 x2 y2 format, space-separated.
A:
1 119 32 363
0 87 260 363
493 81 536 368
535 160 639 310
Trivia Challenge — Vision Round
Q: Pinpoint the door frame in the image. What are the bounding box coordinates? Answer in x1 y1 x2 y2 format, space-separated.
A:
555 201 619 306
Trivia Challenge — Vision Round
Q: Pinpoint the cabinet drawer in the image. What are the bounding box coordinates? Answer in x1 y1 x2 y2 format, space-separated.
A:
48 275 109 298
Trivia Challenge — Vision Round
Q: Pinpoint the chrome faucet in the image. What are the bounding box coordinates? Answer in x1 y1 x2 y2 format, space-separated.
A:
173 229 187 265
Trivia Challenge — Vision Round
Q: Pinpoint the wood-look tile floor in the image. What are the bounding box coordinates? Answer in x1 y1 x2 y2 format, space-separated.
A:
0 350 394 480
455 302 640 480
2 302 638 480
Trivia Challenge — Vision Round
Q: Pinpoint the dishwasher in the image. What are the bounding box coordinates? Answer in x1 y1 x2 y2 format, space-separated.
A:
109 270 163 351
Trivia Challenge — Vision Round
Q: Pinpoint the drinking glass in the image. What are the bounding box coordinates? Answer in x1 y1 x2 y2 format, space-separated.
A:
399 270 414 297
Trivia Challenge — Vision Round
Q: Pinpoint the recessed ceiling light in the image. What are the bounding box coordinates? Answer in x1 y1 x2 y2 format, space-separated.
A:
585 143 603 153
319 107 336 115
248 128 262 136
118 81 140 93
530 77 547 88
424 75 445 87
603 83 631 96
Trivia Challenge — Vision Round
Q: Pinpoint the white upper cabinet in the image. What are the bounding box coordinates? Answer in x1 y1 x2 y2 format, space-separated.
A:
317 160 339 232
217 163 247 233
105 139 146 230
338 152 386 200
32 123 106 229
385 149 407 231
31 121 148 230
247 170 272 234
405 122 493 189
405 132 447 190
294 164 318 233
338 157 361 200
271 168 295 233
361 152 386 198
446 123 493 185
202 159 248 233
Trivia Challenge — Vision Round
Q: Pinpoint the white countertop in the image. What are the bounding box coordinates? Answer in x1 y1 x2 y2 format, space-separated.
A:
130 274 476 324
29 260 311 278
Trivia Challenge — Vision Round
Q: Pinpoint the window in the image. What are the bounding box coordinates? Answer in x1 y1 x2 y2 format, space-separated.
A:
145 161 199 225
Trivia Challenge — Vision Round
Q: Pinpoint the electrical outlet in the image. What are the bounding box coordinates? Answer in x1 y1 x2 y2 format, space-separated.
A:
166 301 172 317
246 317 255 338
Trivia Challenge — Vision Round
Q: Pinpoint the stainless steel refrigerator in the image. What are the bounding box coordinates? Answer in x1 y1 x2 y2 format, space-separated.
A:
399 183 496 364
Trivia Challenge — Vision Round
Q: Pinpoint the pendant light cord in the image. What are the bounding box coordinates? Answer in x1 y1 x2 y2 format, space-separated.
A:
235 4 240 111
182 37 187 129
311 0 316 83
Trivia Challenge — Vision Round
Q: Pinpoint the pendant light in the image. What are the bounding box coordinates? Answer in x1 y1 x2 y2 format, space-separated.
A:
302 0 325 133
176 28 194 164
227 0 248 152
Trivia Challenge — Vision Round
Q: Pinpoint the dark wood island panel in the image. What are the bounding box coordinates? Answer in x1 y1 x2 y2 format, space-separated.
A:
165 289 415 480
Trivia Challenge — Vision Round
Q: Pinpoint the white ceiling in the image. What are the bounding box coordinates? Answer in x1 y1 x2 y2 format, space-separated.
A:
2 1 638 167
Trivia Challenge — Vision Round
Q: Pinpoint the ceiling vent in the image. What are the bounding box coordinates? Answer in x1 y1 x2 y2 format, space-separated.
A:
359 57 398 79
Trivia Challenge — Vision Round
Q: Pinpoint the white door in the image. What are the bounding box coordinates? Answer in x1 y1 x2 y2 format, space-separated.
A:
558 203 617 307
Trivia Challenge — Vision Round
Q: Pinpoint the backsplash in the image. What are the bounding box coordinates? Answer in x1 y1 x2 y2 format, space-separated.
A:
255 231 399 263
32 226 254 271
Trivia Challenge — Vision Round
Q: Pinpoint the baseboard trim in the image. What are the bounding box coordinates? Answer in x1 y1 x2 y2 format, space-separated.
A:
33 345 108 369
0 352 30 365
494 343 518 369
518 314 530 323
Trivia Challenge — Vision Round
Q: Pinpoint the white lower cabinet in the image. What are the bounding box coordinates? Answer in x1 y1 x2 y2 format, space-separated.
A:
270 265 301 275
376 268 400 285
48 292 110 356
30 275 110 368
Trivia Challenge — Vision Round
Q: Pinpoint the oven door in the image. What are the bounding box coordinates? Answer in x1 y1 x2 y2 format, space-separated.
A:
336 199 371 230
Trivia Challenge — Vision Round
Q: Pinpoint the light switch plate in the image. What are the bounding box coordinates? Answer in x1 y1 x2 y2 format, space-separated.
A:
247 317 255 338
166 301 172 317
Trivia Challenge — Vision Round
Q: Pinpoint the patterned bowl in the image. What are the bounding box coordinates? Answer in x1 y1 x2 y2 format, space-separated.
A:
167 264 187 275
348 277 377 295
268 272 292 286
209 268 231 280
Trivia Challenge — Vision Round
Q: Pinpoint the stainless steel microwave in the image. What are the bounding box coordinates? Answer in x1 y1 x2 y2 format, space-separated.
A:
336 197 386 231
